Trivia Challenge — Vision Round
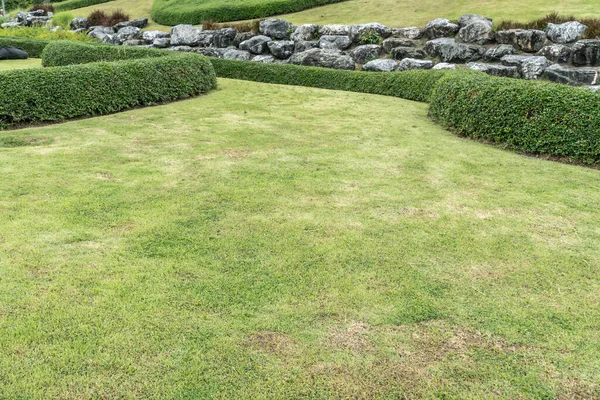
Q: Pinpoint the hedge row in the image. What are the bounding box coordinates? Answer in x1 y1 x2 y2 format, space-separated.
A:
0 37 49 58
0 53 217 129
151 0 346 25
429 73 600 164
54 0 112 13
35 40 600 164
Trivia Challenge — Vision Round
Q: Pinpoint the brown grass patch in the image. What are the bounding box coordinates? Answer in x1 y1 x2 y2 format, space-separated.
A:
248 331 298 356
327 321 372 351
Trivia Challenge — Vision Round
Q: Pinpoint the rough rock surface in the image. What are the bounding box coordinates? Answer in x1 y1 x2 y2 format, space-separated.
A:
571 40 600 67
423 18 460 39
382 38 414 53
70 17 88 30
253 55 276 63
424 38 484 62
391 46 426 60
495 29 547 53
142 30 169 42
397 58 433 70
318 24 350 36
233 32 256 48
291 24 319 41
223 49 252 60
0 47 28 60
268 40 295 59
544 64 599 85
239 35 272 55
501 55 548 79
458 19 493 44
260 18 294 40
116 26 142 42
294 40 319 53
170 25 202 46
390 27 422 39
290 48 355 70
213 28 237 48
318 35 352 51
153 38 171 48
536 44 572 63
433 62 456 70
362 59 398 72
467 62 519 78
483 44 517 62
546 21 587 44
349 23 391 43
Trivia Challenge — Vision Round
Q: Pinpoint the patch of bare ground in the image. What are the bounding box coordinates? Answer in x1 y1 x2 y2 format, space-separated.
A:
247 331 299 356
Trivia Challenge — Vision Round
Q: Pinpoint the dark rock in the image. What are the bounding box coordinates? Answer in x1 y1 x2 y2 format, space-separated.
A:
268 40 295 59
0 47 28 60
294 40 319 53
467 62 520 78
483 44 517 62
495 29 547 53
458 14 492 27
223 49 252 60
318 24 350 36
195 47 228 58
170 25 202 46
233 32 256 48
115 26 142 42
389 27 422 39
362 59 398 72
196 30 215 47
318 35 352 51
423 18 460 39
142 30 169 43
153 38 171 48
70 17 88 30
349 44 382 64
546 21 587 44
260 18 293 40
291 24 319 41
424 38 485 62
382 37 414 53
397 58 433 70
349 23 391 43
289 48 355 70
239 35 272 55
501 55 548 79
536 44 572 63
458 19 493 44
391 46 426 60
572 40 600 67
544 64 599 85
213 28 237 48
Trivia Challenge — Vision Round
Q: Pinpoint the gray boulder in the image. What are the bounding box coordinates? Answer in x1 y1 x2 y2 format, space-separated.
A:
70 17 88 30
223 49 253 60
114 18 148 30
153 38 171 48
546 21 587 44
116 26 142 42
169 46 194 52
142 30 169 43
291 24 319 41
195 47 228 58
294 40 319 53
391 46 426 60
544 64 599 86
318 35 352 51
382 37 414 53
100 34 121 45
196 30 215 47
253 55 276 63
268 40 295 59
0 47 28 60
233 32 256 47
458 19 493 44
424 38 485 62
571 40 600 67
349 44 382 64
432 62 456 70
1 22 22 28
213 28 237 48
467 62 520 78
501 55 548 79
239 35 272 55
397 58 433 70
458 14 492 27
423 18 460 39
483 44 517 62
495 29 547 53
536 44 572 63
170 25 202 46
89 26 115 34
349 22 391 43
318 24 350 36
88 30 109 41
260 18 293 40
390 27 422 39
289 48 355 70
362 59 398 72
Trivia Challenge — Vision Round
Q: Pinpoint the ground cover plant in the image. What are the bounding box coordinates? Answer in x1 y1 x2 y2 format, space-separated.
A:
0 71 599 398
0 28 93 43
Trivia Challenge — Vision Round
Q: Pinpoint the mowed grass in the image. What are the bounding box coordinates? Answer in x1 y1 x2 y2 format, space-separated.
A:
0 58 41 71
0 78 599 399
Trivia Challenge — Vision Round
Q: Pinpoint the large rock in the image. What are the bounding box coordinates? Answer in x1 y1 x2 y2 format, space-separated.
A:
458 18 493 44
115 26 142 42
432 62 457 70
546 21 587 44
467 62 519 78
196 30 215 47
536 44 572 63
318 35 352 51
195 47 228 58
294 40 319 53
501 55 548 79
349 22 391 43
362 59 398 72
0 47 28 60
142 30 169 43
268 40 295 59
89 26 115 34
495 29 547 53
1 22 22 28
223 49 253 61
114 18 148 30
571 40 600 67
153 38 171 48
544 64 599 86
349 44 382 64
260 18 293 40
391 46 426 60
483 44 517 62
458 14 492 27
289 48 355 70
424 38 485 62
291 24 319 41
253 55 276 63
396 58 433 71
389 27 422 39
122 39 145 46
70 17 88 30
213 28 237 48
88 30 109 41
170 25 203 46
382 37 414 53
423 18 460 39
318 24 350 36
239 35 272 55
233 32 255 47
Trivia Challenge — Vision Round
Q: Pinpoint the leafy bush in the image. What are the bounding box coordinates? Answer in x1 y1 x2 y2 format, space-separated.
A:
0 36 49 57
360 30 383 45
498 13 600 40
87 9 109 26
42 41 168 66
151 0 346 25
0 53 216 129
0 27 94 42
429 72 600 164
30 3 55 13
51 12 74 29
54 0 111 13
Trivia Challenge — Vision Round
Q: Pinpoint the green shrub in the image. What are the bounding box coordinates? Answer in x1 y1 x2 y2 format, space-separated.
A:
0 36 49 57
0 27 94 42
51 12 74 29
151 0 346 25
429 72 600 164
0 53 216 129
42 41 169 67
54 0 111 13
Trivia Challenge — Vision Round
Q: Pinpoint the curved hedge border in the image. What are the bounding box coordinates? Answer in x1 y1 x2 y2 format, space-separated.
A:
0 37 49 58
0 53 216 129
54 0 112 13
37 40 600 164
151 0 346 25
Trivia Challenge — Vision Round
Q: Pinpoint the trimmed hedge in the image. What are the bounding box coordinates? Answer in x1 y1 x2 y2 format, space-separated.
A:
0 37 49 58
42 41 168 67
0 53 216 129
54 0 112 13
151 0 346 25
429 73 600 164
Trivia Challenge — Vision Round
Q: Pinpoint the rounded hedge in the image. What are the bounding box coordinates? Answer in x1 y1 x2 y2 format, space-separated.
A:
42 41 169 67
0 53 216 129
151 0 346 25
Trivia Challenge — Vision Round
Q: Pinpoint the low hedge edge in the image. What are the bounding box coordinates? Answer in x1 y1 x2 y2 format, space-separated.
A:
0 36 50 58
54 0 113 13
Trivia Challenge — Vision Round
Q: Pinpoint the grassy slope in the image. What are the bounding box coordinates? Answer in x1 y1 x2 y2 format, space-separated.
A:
60 0 598 28
0 58 41 70
0 77 599 398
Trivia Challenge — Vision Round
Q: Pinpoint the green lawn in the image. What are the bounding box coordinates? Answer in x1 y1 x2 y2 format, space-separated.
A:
1 77 599 398
0 58 41 71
